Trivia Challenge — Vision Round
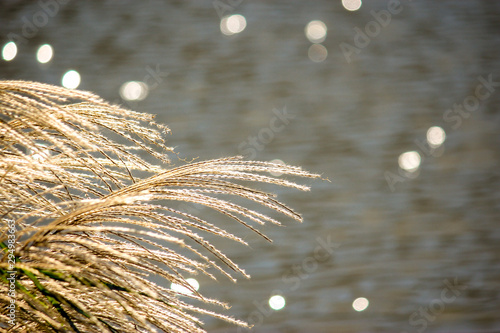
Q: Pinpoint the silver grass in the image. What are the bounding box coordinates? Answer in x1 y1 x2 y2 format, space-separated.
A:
0 80 320 332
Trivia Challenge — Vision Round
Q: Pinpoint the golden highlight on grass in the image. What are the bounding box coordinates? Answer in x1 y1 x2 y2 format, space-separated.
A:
0 80 320 332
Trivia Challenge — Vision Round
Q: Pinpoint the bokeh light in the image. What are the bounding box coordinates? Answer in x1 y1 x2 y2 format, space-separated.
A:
352 297 369 311
37 44 54 64
426 126 446 148
170 278 200 295
305 20 327 43
269 159 285 177
29 144 51 162
269 295 286 311
398 151 421 172
119 81 149 101
2 41 17 61
62 70 81 89
342 0 362 11
220 14 247 36
308 44 328 62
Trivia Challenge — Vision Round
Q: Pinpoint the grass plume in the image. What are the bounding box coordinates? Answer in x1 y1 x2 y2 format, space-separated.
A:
0 80 319 332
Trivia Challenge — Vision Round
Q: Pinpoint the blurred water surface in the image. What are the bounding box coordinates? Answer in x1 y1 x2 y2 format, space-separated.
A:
1 1 500 332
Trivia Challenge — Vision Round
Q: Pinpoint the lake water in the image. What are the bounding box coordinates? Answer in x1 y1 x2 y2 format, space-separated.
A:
1 1 499 332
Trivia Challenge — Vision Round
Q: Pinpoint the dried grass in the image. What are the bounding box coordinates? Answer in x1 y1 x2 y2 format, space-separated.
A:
0 80 320 332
